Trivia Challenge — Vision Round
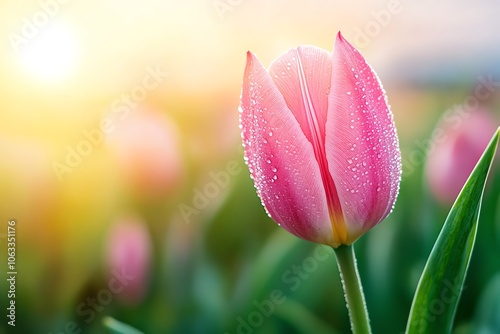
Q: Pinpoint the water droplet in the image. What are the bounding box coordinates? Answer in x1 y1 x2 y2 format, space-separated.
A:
269 131 273 137
346 91 351 95
347 159 353 164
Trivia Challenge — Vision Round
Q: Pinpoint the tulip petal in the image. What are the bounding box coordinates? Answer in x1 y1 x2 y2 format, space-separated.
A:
268 46 348 245
326 33 401 241
268 46 331 149
240 52 334 245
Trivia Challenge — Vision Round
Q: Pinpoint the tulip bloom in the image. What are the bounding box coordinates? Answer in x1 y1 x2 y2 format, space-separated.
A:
106 108 182 200
106 215 152 304
426 108 498 204
239 32 401 248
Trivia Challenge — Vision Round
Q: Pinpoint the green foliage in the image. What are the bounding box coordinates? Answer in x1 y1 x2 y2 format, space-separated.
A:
103 317 143 334
406 129 499 334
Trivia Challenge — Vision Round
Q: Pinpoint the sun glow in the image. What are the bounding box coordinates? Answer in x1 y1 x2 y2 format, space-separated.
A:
18 22 81 83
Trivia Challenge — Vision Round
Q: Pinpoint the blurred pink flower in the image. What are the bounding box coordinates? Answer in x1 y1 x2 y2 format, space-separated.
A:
107 108 182 200
239 32 401 248
106 215 152 305
426 108 498 204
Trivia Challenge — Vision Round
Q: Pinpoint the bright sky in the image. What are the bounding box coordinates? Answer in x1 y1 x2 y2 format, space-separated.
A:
17 21 81 83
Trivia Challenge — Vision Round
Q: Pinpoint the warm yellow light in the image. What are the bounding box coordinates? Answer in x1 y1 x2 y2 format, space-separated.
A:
18 21 81 83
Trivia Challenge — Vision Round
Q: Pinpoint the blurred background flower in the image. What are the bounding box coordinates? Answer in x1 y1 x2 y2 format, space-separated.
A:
0 0 499 333
425 107 498 204
106 107 183 201
105 214 152 305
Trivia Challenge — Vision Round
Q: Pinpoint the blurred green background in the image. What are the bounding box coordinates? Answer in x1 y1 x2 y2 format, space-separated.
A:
0 0 499 333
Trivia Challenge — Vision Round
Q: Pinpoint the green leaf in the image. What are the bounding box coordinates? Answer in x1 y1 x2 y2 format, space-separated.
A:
103 316 144 334
406 128 499 334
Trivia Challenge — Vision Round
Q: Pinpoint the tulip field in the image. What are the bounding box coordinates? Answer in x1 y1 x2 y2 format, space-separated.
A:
0 1 499 334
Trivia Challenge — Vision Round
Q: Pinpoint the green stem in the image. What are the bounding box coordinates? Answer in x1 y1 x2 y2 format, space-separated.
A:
334 244 371 334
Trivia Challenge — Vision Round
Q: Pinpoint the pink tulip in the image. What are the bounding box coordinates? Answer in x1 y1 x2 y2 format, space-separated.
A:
426 108 498 204
106 215 152 305
106 108 182 200
239 32 401 248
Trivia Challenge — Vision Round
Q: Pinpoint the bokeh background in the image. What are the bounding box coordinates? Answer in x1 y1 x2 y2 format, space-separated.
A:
1 0 499 333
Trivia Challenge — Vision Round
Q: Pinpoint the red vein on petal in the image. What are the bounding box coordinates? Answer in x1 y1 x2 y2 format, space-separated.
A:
295 52 347 246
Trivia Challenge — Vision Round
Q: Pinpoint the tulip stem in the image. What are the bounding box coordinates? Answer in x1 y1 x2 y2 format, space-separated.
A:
334 244 371 334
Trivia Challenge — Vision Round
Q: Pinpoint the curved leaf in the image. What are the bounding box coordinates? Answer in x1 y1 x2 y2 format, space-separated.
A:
103 316 144 334
406 128 499 334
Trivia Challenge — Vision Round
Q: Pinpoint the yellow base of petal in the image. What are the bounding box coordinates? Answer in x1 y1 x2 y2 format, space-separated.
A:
330 211 348 248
